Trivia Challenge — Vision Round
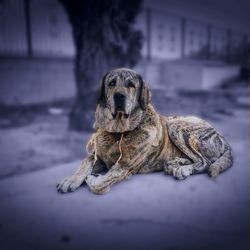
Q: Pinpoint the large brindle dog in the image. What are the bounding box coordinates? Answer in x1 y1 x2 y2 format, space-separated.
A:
57 68 233 194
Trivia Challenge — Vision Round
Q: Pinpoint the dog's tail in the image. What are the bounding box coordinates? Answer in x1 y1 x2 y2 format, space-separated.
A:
208 144 233 177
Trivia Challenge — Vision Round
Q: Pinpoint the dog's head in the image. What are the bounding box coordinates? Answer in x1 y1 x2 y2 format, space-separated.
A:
94 68 151 133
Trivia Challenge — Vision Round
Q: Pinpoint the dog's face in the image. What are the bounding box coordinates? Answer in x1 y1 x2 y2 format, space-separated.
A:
98 68 149 118
94 68 150 133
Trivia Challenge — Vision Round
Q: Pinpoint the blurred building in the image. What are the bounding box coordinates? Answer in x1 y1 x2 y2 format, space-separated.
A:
0 0 75 105
0 0 249 105
134 0 250 91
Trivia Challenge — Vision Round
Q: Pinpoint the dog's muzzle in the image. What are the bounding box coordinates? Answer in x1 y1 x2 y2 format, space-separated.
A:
114 92 126 110
112 93 129 119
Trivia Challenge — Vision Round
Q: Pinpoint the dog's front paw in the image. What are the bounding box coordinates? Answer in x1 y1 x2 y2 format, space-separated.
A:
173 165 193 180
57 175 83 193
85 175 110 194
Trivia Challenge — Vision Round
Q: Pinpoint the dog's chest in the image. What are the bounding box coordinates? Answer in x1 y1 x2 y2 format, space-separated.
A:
96 132 123 168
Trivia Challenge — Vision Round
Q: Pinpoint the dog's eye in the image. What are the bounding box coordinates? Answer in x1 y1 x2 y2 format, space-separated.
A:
109 80 116 87
127 81 135 88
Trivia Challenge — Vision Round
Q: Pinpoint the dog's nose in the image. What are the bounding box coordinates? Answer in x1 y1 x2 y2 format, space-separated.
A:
114 92 126 110
114 93 126 102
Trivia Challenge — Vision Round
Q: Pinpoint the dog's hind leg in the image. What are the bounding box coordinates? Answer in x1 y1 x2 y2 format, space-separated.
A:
167 117 233 180
167 126 211 180
208 145 233 177
164 157 207 180
164 158 192 175
171 161 205 180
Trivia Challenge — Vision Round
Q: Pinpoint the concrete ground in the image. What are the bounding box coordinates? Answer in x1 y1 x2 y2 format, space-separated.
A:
0 89 249 250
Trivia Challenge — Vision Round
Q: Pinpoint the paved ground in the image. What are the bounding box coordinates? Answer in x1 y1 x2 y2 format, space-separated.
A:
0 106 249 250
0 106 89 179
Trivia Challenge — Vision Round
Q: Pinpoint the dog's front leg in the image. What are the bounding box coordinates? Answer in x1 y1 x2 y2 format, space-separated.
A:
85 163 128 194
57 155 95 193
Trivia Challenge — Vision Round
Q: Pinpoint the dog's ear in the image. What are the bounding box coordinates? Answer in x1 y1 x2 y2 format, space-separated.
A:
97 72 109 107
138 74 151 110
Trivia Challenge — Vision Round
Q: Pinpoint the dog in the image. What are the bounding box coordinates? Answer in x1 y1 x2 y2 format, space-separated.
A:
57 68 233 194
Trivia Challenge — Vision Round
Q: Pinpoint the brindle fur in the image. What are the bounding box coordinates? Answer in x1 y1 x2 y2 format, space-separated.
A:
57 68 233 194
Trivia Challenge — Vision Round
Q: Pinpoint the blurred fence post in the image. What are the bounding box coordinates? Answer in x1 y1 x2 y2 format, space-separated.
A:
243 33 249 63
226 29 232 63
181 17 186 59
206 24 211 60
146 8 151 61
24 0 32 57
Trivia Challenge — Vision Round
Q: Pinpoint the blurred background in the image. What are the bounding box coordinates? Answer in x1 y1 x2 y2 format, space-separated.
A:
0 0 249 250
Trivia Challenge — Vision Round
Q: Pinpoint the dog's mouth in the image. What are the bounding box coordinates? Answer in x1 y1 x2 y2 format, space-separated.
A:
112 111 130 119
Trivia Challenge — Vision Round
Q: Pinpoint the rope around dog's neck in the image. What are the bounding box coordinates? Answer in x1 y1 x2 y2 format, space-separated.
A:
93 132 124 166
114 133 124 165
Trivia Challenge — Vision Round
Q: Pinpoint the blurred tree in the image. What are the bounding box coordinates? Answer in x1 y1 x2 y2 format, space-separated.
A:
59 0 143 131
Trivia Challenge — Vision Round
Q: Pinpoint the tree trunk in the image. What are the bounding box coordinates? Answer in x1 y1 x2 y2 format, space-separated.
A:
70 50 112 130
60 0 143 131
